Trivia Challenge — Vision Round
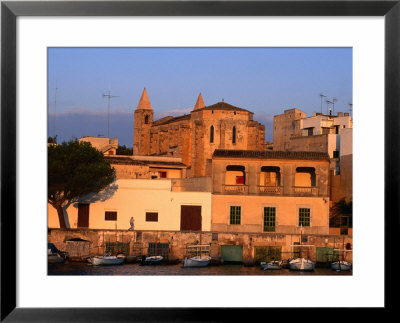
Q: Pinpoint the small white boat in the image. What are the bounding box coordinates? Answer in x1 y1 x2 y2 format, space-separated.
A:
145 255 163 265
90 255 125 266
331 261 352 271
289 258 315 271
183 256 211 268
260 260 282 270
48 252 65 263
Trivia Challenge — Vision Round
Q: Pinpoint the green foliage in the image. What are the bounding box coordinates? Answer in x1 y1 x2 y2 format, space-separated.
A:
48 140 116 204
116 145 133 155
48 135 58 144
330 198 352 228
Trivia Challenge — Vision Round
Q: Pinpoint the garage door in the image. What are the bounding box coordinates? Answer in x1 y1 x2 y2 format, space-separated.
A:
221 245 243 262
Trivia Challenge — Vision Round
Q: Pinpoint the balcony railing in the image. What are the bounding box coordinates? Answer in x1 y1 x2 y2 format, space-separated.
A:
223 185 248 194
293 186 318 196
258 185 282 195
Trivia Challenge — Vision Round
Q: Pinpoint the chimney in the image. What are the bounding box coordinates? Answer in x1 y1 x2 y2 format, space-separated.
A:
337 112 343 117
344 112 349 116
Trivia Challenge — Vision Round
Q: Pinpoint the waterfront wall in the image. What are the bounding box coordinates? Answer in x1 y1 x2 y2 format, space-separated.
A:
48 229 353 263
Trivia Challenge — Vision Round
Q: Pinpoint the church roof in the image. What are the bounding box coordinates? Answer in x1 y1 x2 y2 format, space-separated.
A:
194 93 205 110
136 88 152 110
153 114 191 126
196 101 251 113
213 149 330 160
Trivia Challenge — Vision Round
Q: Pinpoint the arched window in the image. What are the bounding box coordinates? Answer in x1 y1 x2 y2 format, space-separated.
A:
144 115 149 124
210 125 214 143
232 126 236 144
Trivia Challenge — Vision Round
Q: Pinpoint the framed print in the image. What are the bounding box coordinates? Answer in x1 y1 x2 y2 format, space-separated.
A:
1 0 399 321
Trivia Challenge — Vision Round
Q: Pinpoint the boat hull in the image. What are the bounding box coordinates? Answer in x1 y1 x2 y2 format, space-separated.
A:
91 256 125 266
331 261 352 271
183 256 211 268
289 258 315 271
260 261 282 270
48 253 65 263
145 256 163 265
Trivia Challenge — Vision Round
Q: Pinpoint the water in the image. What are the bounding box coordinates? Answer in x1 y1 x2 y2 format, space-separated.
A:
48 262 352 276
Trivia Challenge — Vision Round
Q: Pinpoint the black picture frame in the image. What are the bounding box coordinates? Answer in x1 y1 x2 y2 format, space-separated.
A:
1 1 398 321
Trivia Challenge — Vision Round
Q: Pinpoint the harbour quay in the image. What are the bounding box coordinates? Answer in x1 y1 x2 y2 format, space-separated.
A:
48 228 352 266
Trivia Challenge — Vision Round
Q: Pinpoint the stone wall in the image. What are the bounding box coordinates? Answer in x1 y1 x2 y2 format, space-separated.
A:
48 229 352 263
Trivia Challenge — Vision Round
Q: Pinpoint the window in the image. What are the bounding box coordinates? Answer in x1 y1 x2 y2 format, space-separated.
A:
230 206 241 225
333 150 339 158
146 212 158 222
210 125 214 143
263 207 276 232
298 208 311 227
307 128 313 136
232 126 236 144
159 171 167 178
144 115 149 124
105 211 117 221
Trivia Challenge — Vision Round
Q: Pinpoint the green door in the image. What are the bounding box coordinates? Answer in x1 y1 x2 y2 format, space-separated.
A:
316 247 339 263
221 245 243 262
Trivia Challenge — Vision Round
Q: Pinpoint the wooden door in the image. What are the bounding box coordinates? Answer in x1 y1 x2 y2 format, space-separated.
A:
180 205 201 231
77 203 89 228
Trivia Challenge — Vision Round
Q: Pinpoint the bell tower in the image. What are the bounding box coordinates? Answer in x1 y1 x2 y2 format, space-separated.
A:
133 88 153 156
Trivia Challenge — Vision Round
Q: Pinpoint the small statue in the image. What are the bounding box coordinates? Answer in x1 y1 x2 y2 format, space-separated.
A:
129 217 135 231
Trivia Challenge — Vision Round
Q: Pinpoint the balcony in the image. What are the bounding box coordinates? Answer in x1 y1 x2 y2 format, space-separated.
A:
223 185 248 194
293 186 319 196
258 185 282 195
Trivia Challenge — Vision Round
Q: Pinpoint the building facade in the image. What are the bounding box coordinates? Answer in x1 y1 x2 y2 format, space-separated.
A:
211 149 331 235
133 88 265 177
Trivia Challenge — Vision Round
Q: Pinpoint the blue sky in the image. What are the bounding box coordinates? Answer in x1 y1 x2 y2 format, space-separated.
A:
48 48 352 146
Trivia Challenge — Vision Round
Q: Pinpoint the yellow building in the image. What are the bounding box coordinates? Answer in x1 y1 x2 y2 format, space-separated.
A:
211 149 330 235
48 178 212 231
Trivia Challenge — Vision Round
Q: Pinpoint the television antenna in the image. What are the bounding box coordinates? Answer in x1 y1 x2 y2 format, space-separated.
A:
348 102 353 115
102 90 119 138
319 93 326 114
332 97 338 115
325 99 333 115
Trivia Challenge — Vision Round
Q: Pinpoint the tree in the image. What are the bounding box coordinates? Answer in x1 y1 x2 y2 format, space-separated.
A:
48 140 116 229
48 135 57 144
330 198 352 228
116 145 133 155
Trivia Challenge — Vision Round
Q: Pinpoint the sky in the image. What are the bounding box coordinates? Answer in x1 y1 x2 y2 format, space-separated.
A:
48 48 352 147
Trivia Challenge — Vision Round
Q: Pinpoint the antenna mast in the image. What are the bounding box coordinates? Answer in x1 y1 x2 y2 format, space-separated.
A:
332 97 338 115
319 93 326 114
102 90 119 138
348 102 353 115
325 99 333 115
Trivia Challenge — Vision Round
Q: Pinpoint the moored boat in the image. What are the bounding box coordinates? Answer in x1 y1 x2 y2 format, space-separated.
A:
331 260 352 271
48 243 68 263
289 258 315 271
144 255 163 265
183 256 211 268
260 260 282 270
90 255 125 266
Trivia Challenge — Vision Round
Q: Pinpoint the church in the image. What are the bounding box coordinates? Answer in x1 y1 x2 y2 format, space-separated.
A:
133 88 265 177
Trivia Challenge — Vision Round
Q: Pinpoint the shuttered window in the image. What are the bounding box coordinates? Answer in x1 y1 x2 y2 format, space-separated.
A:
230 206 241 225
263 207 276 232
299 208 311 227
146 212 158 222
105 211 117 221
